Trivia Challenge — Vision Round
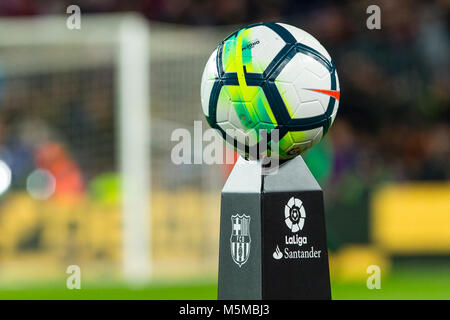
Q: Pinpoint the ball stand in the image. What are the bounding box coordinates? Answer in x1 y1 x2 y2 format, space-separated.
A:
218 156 331 299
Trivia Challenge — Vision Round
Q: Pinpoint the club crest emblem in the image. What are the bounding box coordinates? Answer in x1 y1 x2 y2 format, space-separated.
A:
230 214 251 267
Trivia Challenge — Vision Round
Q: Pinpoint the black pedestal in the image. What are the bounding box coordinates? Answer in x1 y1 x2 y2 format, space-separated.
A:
218 156 331 300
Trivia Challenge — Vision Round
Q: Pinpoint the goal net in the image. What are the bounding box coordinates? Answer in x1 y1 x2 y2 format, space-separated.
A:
0 14 231 286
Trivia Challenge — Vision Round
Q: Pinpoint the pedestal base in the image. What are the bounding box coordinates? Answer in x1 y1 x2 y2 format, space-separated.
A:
218 156 331 300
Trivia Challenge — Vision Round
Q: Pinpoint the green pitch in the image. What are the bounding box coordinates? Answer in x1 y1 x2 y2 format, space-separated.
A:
0 266 448 300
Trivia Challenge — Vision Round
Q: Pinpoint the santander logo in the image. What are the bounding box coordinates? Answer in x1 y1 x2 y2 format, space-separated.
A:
273 245 283 260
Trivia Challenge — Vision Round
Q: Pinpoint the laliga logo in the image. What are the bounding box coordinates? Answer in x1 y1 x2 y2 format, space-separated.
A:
284 197 306 233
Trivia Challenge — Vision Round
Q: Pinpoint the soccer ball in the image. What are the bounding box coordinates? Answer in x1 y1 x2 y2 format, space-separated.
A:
201 22 340 160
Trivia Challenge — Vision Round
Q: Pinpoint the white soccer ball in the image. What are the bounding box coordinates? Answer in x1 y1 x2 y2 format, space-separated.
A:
201 22 340 159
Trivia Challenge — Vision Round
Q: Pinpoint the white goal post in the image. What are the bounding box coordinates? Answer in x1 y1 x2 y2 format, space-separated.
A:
117 16 151 283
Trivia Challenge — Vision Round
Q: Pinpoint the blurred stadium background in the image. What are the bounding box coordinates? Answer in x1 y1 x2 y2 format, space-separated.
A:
0 0 448 299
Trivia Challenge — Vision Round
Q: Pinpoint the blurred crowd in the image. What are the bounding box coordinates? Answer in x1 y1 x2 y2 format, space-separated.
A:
0 0 448 245
0 0 447 178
